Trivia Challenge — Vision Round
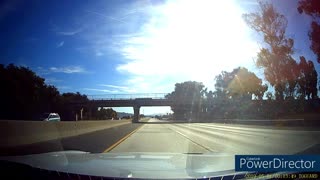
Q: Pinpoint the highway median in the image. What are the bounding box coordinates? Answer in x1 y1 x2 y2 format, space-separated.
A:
0 119 131 148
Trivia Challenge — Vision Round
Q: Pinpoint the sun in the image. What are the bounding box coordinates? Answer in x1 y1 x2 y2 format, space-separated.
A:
119 0 259 90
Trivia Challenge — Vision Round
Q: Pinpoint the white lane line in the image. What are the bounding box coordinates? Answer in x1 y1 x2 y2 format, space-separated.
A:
171 124 283 152
172 123 320 154
183 123 320 138
169 124 253 154
173 124 265 144
166 125 216 152
192 123 320 133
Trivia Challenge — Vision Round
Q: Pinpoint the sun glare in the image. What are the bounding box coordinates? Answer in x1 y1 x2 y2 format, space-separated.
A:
119 0 259 89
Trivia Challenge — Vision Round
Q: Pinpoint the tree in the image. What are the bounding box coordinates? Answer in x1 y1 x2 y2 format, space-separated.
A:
60 92 88 103
296 1 319 99
0 63 91 120
58 92 89 121
211 67 267 119
307 61 318 99
214 67 268 100
297 56 318 99
243 2 298 100
94 108 117 120
166 81 206 120
203 89 214 112
298 0 320 63
0 64 61 119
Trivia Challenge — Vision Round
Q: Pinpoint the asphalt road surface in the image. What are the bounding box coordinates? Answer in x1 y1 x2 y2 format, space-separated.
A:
110 118 320 155
0 122 142 156
2 118 320 156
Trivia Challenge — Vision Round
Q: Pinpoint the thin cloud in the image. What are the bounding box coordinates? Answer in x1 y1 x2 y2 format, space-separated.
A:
95 51 104 57
79 4 149 57
76 33 113 57
49 66 87 74
85 10 126 23
82 88 119 93
56 41 64 48
98 84 137 93
57 28 82 36
36 66 51 75
99 84 129 89
57 86 71 90
49 20 83 36
45 77 62 84
239 0 259 6
115 0 259 92
123 76 174 94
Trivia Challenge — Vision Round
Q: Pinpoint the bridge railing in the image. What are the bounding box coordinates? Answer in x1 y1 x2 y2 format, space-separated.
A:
87 93 169 100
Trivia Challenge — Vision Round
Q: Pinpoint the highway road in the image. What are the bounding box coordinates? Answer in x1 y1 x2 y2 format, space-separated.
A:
0 122 142 156
2 118 320 156
110 118 320 155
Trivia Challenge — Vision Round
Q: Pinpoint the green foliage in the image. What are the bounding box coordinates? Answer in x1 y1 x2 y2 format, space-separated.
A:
57 92 89 121
243 2 289 51
94 108 117 120
243 2 317 100
214 67 268 100
166 81 205 102
0 64 60 119
0 64 89 120
166 81 206 120
297 56 318 99
60 92 88 103
298 0 320 63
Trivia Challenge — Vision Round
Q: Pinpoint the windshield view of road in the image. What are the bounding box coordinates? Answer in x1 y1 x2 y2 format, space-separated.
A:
2 118 320 156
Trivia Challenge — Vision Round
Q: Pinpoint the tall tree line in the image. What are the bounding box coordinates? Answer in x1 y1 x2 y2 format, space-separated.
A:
0 64 117 120
243 1 318 100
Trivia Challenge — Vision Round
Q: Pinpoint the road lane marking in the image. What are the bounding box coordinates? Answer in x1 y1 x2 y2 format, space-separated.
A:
167 125 215 152
103 125 144 152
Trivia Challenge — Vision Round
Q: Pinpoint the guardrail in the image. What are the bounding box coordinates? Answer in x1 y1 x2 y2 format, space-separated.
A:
87 93 169 100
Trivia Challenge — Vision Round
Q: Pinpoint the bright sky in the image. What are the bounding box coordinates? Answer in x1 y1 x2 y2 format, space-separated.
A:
1 0 318 114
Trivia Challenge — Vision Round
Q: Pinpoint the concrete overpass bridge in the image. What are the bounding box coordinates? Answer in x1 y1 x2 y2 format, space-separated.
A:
90 98 173 122
72 93 171 122
71 93 201 122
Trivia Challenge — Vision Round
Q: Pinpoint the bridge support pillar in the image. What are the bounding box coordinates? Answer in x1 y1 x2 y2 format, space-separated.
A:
133 106 140 123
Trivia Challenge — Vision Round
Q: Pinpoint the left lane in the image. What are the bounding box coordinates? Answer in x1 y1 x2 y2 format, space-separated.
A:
0 123 142 156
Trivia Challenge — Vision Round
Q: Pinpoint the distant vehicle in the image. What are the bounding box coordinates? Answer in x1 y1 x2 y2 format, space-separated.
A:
41 113 61 121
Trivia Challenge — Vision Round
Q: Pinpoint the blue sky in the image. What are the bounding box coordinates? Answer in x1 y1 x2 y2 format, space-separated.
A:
0 0 319 114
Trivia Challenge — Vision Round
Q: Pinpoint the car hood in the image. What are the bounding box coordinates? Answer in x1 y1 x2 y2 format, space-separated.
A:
0 151 237 179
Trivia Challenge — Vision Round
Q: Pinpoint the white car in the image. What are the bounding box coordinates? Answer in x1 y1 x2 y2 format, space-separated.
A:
41 113 61 121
